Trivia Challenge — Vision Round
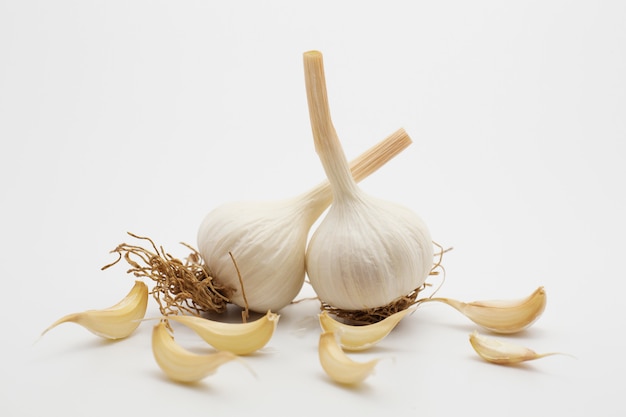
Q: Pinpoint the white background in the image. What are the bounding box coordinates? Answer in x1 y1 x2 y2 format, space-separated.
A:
2 1 625 416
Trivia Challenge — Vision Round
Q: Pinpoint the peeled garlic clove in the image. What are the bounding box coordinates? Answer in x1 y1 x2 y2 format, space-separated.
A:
41 280 148 340
469 331 560 365
424 287 546 334
166 311 279 355
151 321 240 383
303 50 434 311
318 330 379 385
318 309 412 351
197 128 412 313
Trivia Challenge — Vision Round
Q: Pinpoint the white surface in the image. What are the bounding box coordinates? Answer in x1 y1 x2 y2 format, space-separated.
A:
2 1 625 416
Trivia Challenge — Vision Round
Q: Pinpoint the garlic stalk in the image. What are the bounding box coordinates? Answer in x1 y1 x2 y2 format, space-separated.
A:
197 128 412 313
303 50 434 312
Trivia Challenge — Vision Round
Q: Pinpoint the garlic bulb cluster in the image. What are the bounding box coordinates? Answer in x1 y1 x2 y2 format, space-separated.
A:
303 51 434 311
197 128 412 313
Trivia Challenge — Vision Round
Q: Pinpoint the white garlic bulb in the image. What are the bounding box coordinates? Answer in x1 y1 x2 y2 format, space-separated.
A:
303 50 434 311
197 128 412 313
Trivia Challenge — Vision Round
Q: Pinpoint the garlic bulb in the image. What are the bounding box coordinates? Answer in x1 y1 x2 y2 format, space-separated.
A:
303 50 434 311
197 128 412 313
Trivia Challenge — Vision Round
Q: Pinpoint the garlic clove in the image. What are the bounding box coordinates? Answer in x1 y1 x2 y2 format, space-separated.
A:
318 330 379 385
422 287 547 334
469 331 562 365
151 321 240 383
303 50 434 312
41 280 148 340
166 311 279 355
318 309 413 351
197 128 412 313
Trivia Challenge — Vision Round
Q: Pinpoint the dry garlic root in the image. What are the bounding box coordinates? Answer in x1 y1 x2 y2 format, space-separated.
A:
318 330 379 385
420 287 546 334
41 280 148 340
166 311 279 355
469 331 564 365
103 234 231 317
318 309 413 351
151 320 243 383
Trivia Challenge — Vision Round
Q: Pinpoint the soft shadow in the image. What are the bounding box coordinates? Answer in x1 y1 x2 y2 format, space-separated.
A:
315 372 377 394
145 369 215 393
201 304 265 323
427 320 551 340
467 355 553 374
31 333 128 361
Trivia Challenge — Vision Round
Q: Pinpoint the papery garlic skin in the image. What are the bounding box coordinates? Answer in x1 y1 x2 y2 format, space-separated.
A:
306 194 433 311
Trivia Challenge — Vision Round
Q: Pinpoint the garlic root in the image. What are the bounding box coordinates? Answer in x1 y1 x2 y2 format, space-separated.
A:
103 234 230 317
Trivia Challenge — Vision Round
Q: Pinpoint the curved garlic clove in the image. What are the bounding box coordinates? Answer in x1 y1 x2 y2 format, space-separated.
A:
151 321 240 383
423 287 546 334
318 330 379 385
197 128 412 313
41 280 148 340
469 331 562 365
166 311 279 355
318 309 413 351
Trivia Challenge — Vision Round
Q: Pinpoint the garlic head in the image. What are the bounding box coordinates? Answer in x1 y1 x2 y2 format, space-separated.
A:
197 128 412 313
198 197 313 313
303 50 434 312
306 193 433 310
